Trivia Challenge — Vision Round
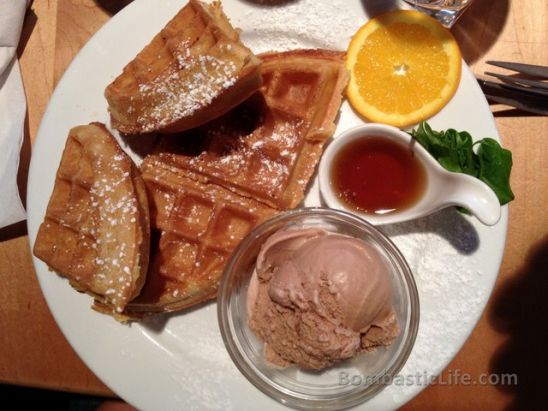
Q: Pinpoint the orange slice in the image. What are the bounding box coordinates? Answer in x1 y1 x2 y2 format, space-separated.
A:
346 10 462 127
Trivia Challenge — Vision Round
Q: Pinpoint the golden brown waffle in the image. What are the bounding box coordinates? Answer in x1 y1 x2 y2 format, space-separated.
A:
149 49 349 209
104 0 262 135
123 49 348 315
33 123 150 315
124 160 276 314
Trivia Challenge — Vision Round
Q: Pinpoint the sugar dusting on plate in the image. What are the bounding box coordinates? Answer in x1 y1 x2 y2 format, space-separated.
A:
137 305 239 411
381 209 486 402
238 0 361 53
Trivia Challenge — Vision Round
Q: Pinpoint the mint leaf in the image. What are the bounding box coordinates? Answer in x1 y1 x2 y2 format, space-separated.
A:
477 138 515 205
409 122 514 206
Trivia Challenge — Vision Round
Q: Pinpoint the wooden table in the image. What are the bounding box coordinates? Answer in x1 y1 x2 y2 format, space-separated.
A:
1 0 546 409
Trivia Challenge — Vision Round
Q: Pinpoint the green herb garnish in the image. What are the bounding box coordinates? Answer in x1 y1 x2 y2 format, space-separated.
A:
409 121 514 205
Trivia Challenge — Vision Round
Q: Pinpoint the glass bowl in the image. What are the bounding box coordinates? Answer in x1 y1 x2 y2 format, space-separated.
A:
217 208 419 410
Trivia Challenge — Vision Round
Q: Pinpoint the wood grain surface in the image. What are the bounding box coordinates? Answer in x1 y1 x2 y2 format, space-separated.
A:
1 0 546 409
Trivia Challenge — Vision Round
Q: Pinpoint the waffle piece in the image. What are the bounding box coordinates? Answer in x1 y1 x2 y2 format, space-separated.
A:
125 159 276 313
151 49 349 209
33 123 150 315
122 49 348 315
104 0 262 135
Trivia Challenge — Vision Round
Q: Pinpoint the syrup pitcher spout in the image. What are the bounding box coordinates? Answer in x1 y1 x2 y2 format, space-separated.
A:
433 171 501 226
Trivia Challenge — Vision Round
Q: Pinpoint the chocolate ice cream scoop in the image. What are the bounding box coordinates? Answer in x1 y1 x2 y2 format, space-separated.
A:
247 228 399 369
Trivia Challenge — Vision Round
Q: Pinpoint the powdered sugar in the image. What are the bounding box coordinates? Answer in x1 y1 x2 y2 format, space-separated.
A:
378 209 489 403
238 0 363 53
136 306 240 411
134 55 238 132
86 143 141 310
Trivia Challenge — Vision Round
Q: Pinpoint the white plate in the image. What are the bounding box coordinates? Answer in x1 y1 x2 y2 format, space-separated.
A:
27 1 507 410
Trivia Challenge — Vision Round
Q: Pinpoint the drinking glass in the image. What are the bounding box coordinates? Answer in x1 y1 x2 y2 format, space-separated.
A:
402 0 475 27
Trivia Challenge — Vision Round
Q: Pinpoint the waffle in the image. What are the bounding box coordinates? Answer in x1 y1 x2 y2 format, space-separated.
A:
123 161 276 313
104 0 262 135
123 49 348 315
149 49 349 209
33 123 150 315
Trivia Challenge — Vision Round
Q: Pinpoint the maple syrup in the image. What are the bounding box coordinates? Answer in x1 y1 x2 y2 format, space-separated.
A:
330 137 427 215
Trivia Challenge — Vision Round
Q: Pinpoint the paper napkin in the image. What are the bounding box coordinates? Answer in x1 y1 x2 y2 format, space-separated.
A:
0 0 31 228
